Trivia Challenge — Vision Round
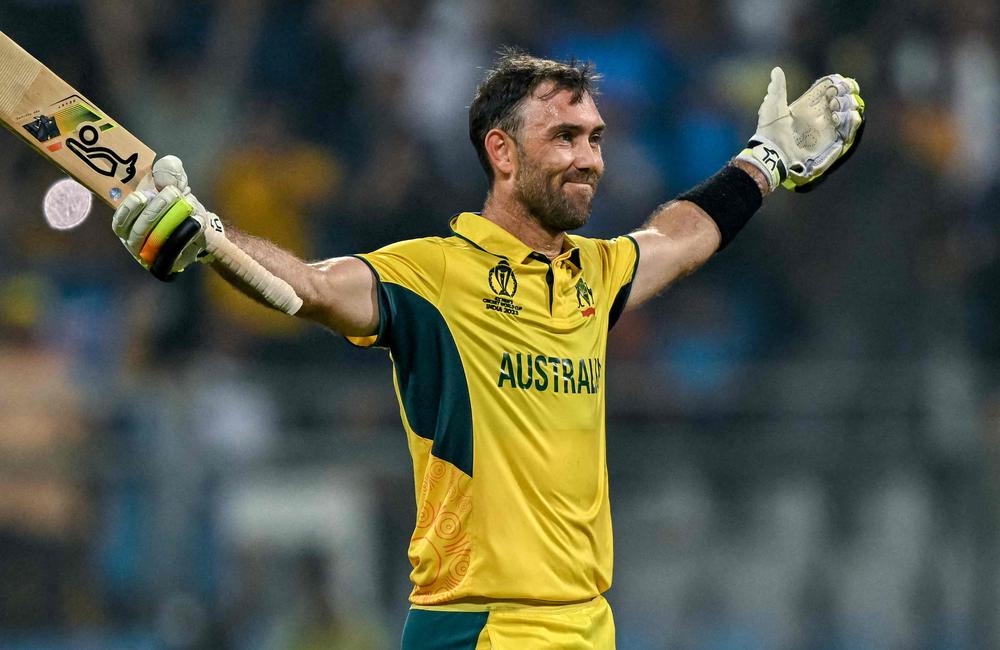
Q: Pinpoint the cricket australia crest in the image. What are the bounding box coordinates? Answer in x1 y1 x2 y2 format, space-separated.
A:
575 278 596 317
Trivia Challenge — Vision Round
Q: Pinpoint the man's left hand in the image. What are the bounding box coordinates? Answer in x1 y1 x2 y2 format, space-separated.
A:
738 67 866 193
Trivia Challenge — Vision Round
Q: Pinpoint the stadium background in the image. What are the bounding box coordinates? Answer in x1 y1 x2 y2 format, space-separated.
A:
1 0 998 648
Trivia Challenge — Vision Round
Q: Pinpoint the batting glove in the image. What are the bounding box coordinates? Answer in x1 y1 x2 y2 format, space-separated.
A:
112 156 225 281
737 67 866 192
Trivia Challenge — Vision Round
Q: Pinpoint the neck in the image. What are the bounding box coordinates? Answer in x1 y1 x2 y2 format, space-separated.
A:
481 192 565 260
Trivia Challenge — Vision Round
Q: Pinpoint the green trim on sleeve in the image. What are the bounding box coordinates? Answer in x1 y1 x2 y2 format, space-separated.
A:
344 254 389 349
608 234 640 331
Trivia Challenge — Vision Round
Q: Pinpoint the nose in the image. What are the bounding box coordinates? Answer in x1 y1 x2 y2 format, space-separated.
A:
574 140 603 175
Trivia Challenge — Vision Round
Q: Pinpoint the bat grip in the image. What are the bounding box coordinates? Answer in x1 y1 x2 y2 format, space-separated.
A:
205 228 303 316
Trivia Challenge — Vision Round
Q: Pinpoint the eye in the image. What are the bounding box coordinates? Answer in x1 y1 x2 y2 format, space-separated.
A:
556 131 573 143
590 133 603 146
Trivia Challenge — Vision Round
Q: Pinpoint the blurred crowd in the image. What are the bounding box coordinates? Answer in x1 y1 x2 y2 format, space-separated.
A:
0 0 998 648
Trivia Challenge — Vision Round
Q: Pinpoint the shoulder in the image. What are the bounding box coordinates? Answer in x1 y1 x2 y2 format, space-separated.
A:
566 233 639 269
356 237 451 302
365 236 449 258
359 236 446 271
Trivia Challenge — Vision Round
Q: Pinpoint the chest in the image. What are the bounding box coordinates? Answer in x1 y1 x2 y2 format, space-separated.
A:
440 256 608 351
439 256 610 418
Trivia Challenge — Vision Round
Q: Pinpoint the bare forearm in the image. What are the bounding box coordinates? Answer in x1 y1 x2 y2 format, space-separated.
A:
627 201 722 306
627 161 770 307
210 227 377 335
209 226 313 309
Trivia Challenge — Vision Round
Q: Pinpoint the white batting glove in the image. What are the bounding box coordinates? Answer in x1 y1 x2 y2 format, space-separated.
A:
112 156 225 281
737 67 866 192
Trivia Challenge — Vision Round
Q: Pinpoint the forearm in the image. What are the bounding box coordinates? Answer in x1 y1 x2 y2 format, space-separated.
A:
626 201 722 307
212 226 377 335
627 161 769 307
209 226 316 311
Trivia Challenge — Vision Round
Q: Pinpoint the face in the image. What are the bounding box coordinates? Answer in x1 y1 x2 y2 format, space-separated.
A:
510 85 605 232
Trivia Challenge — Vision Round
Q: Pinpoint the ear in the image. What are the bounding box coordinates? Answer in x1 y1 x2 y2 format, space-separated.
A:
484 128 517 180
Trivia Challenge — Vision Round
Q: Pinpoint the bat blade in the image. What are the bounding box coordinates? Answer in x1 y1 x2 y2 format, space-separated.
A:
0 31 154 208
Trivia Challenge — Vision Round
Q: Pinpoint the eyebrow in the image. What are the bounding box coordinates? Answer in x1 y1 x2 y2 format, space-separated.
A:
549 122 607 135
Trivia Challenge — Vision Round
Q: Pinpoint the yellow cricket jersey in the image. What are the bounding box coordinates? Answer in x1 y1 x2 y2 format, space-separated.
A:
348 212 639 606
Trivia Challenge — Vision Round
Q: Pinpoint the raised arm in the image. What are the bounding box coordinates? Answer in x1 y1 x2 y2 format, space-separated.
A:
626 67 865 309
627 160 769 308
111 157 379 337
214 227 378 336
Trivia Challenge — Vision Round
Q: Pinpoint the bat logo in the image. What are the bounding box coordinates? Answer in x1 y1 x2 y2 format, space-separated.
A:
65 124 138 183
23 115 60 142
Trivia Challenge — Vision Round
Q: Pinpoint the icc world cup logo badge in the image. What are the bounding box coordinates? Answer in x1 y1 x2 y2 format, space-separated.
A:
483 260 524 316
488 260 518 297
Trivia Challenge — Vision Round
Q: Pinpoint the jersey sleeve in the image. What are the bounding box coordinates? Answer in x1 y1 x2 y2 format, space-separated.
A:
592 234 640 330
346 238 447 348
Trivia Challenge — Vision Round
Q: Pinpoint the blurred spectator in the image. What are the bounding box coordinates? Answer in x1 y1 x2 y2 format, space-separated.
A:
0 275 96 629
0 0 998 647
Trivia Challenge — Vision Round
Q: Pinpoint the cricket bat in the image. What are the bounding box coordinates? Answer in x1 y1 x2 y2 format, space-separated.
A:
0 31 303 315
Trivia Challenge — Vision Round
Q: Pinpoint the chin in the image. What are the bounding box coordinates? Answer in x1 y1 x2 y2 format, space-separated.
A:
561 210 591 232
569 201 593 224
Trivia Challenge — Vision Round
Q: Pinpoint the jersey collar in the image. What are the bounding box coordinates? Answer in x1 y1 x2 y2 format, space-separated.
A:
450 212 582 269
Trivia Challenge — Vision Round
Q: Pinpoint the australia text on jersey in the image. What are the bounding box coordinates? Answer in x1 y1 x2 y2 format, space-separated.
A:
497 351 602 394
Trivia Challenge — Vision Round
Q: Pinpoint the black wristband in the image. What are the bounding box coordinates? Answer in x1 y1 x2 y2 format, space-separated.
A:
676 164 763 249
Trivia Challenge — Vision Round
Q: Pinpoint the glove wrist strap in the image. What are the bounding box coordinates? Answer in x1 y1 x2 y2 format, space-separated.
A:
735 141 787 192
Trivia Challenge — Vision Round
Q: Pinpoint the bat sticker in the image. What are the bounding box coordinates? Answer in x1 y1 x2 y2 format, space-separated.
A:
65 123 138 183
23 114 60 141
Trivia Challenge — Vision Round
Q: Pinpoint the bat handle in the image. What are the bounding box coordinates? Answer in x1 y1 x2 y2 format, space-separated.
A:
205 227 303 316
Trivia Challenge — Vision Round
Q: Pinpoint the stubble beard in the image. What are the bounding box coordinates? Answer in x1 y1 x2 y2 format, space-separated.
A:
513 158 599 233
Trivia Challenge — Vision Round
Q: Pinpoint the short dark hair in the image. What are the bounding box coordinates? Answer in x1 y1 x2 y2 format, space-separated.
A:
469 47 600 185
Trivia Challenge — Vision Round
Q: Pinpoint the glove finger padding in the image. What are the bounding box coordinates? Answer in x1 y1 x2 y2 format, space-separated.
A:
791 118 866 193
112 191 148 240
758 67 790 127
832 108 863 136
111 170 158 240
827 75 860 97
152 155 189 193
828 94 861 113
125 185 184 256
784 73 865 189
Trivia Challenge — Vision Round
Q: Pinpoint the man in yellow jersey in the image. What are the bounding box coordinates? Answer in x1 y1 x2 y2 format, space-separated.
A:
112 49 864 648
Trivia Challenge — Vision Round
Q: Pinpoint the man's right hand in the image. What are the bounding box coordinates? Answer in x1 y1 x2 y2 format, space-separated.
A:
112 156 225 281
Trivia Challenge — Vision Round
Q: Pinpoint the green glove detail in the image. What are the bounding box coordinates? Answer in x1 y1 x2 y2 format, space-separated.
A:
112 156 222 281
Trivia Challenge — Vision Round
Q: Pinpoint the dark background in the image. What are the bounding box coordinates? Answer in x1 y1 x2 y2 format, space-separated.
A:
0 0 998 648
